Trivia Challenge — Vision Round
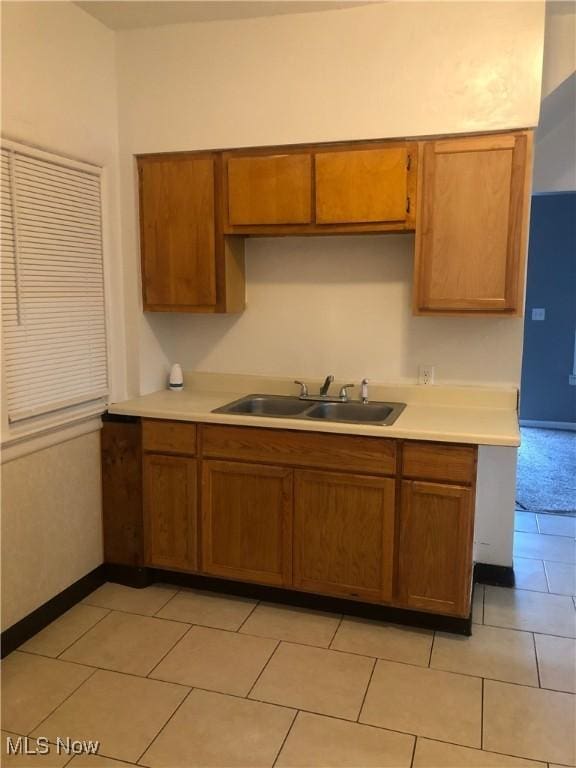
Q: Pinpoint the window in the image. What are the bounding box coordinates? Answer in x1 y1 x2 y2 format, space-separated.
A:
1 140 108 438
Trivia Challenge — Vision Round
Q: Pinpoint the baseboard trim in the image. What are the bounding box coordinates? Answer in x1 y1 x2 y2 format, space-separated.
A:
519 419 576 431
103 563 153 588
474 562 515 588
1 565 106 658
146 568 472 635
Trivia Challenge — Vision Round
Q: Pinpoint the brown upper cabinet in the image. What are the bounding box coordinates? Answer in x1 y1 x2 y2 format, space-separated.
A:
138 131 532 317
138 153 245 313
413 131 532 315
315 146 409 225
226 153 313 226
222 141 416 234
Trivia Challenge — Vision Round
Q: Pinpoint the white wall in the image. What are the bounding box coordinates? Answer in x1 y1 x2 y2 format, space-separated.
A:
533 1 576 192
0 1 123 627
115 1 545 394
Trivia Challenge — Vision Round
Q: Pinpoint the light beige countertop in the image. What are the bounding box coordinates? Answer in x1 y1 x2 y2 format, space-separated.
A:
108 372 520 447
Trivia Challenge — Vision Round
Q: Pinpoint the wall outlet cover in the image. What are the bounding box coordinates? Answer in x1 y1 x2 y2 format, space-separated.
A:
418 365 435 385
531 307 545 321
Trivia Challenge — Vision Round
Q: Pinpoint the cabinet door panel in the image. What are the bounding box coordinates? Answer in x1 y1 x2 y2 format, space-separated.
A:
143 454 198 571
227 153 312 225
201 460 293 586
315 147 408 224
294 470 395 601
398 481 473 616
414 132 531 314
139 155 217 308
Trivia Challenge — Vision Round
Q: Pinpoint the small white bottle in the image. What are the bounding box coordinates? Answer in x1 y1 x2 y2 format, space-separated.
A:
169 363 184 392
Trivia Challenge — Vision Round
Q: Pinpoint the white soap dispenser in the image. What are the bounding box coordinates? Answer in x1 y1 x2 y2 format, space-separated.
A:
169 363 184 392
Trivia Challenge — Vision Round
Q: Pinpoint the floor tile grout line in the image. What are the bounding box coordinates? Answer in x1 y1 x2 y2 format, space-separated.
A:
145 623 196 680
245 639 281 699
532 631 542 688
53 607 113 660
480 677 484 750
427 632 435 668
235 599 261 633
355 656 377 724
20 640 573 696
327 613 344 649
151 588 183 617
418 733 557 765
271 708 299 768
480 621 576 641
409 734 418 768
14 649 195 688
14 672 561 767
26 666 99 737
134 686 195 766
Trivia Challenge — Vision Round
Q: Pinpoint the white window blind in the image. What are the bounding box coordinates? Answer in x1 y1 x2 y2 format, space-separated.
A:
1 142 108 426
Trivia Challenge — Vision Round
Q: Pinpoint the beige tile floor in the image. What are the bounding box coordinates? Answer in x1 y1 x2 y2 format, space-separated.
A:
2 518 575 768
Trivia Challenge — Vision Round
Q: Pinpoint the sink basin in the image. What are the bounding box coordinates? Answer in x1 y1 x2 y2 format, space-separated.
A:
213 394 406 426
214 395 310 417
305 401 404 425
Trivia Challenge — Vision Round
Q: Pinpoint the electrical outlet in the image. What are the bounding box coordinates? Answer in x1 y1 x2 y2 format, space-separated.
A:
531 308 546 321
418 365 435 385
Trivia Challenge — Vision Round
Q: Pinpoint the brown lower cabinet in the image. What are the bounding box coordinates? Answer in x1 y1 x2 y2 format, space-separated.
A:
201 460 293 586
398 480 473 616
293 470 395 602
143 454 198 571
103 420 477 621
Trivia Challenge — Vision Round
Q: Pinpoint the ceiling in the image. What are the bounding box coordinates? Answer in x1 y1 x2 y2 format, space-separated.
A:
75 1 377 31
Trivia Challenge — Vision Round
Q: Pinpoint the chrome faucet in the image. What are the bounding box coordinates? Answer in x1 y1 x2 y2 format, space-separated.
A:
339 384 355 402
319 374 334 397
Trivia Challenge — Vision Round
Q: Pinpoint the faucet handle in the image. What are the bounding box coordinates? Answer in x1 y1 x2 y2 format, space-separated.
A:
339 384 355 401
360 378 369 403
294 380 309 398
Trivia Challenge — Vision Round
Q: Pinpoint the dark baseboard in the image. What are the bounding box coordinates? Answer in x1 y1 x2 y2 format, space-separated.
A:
1 565 106 658
6 556 507 656
147 568 472 635
474 562 516 588
103 563 153 589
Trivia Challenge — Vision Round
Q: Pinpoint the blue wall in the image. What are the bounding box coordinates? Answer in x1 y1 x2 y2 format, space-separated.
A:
520 192 576 423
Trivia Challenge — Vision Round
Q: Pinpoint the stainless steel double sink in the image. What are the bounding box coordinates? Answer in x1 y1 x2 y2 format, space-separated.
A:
213 394 406 426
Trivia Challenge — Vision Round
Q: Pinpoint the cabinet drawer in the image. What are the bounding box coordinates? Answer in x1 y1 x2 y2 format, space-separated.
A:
201 425 396 475
142 419 197 455
402 442 476 484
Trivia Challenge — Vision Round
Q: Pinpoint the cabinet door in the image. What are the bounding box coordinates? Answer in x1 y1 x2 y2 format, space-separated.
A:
414 132 532 314
201 460 293 586
143 454 198 571
226 153 312 226
398 481 473 617
293 470 395 601
315 147 408 224
138 155 217 309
